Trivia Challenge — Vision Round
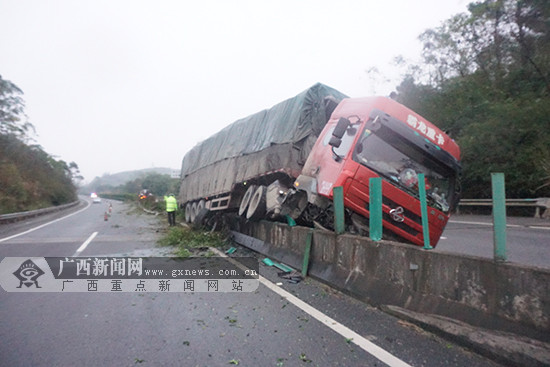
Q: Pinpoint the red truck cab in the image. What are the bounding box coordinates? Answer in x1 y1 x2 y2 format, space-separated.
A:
296 97 461 247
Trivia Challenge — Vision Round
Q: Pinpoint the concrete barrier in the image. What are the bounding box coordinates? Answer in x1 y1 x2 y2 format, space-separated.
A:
231 219 550 341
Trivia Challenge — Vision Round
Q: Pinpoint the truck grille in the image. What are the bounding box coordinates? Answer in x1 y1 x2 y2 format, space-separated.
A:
365 196 422 237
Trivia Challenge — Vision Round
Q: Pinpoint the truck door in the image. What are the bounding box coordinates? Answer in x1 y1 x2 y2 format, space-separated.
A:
314 119 360 197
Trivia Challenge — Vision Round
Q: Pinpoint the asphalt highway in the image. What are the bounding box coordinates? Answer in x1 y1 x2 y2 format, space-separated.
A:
0 199 505 366
438 214 550 269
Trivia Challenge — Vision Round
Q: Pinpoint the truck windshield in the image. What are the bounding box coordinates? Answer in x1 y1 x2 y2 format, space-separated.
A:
353 126 458 213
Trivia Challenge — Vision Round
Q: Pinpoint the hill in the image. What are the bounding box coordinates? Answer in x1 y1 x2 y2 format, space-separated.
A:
81 167 179 194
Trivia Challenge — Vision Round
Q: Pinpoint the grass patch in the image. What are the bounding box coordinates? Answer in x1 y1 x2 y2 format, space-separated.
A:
157 226 226 257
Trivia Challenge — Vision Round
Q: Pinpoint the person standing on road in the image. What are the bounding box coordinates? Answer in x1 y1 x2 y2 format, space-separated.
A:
164 194 178 226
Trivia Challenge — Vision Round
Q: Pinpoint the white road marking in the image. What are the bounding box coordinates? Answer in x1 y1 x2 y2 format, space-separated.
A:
210 248 412 367
73 232 98 256
449 220 522 228
258 275 412 367
0 200 91 244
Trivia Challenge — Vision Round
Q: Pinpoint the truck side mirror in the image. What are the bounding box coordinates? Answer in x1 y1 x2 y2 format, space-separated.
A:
328 117 350 148
328 136 342 148
332 118 350 139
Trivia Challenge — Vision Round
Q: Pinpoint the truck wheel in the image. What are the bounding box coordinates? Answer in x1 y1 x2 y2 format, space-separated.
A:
190 202 198 223
239 185 257 216
185 202 193 223
246 185 266 221
196 199 206 213
193 207 211 227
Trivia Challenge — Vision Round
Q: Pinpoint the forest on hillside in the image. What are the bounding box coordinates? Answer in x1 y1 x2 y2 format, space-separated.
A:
0 76 80 214
394 0 550 198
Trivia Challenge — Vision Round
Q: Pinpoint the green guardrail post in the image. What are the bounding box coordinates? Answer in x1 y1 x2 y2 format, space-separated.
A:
285 214 296 227
492 173 507 262
418 173 432 249
369 177 382 241
333 186 345 235
302 230 313 277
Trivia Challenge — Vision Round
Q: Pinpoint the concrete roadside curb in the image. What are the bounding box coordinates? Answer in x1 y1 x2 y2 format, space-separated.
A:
381 305 550 367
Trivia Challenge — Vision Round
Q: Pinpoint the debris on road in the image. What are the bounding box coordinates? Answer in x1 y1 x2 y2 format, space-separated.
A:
278 270 303 284
262 258 293 272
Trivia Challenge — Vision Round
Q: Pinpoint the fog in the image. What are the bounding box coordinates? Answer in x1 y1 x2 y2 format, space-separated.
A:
0 0 467 182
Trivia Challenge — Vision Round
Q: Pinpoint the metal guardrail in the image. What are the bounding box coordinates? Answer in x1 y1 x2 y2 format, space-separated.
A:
0 200 80 224
457 198 550 218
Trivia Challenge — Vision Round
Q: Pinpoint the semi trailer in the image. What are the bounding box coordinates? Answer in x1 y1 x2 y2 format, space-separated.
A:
179 83 461 247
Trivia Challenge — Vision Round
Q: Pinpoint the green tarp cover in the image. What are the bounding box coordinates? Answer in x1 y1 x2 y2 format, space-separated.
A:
179 83 347 202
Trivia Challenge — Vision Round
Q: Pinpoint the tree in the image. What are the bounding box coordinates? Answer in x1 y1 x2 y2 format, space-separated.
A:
0 134 78 212
0 75 79 212
394 0 550 198
418 0 550 95
0 75 33 140
142 173 172 196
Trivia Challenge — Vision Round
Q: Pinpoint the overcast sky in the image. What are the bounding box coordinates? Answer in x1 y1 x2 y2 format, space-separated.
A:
0 0 467 183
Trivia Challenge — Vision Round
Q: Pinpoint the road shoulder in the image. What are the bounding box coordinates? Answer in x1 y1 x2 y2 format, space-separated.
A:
382 305 550 367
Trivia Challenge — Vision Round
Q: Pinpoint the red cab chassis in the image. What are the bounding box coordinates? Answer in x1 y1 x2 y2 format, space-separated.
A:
295 97 461 247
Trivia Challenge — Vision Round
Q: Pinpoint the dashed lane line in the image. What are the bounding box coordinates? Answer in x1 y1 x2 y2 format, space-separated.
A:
73 232 98 256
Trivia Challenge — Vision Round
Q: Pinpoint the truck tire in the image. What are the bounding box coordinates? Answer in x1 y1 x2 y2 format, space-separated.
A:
185 202 193 223
246 185 266 221
190 202 198 223
196 199 206 213
193 207 211 227
238 185 257 216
